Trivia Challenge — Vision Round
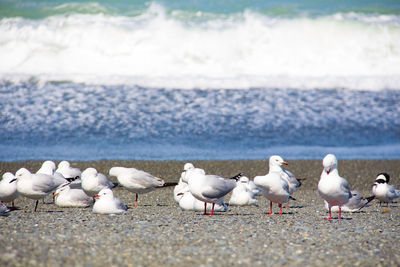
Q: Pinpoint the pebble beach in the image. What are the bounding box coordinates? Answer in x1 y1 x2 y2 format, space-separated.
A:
0 159 399 266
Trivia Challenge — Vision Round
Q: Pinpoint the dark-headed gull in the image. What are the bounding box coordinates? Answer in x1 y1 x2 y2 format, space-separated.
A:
93 188 127 215
109 166 175 207
318 154 352 220
81 168 117 198
0 172 19 209
11 168 70 211
372 173 400 206
254 156 291 215
182 167 241 215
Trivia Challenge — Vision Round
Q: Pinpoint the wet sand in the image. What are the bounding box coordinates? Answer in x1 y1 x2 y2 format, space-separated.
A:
1 160 399 266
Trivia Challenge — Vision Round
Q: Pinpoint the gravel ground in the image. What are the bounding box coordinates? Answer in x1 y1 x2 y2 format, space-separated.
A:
0 160 399 266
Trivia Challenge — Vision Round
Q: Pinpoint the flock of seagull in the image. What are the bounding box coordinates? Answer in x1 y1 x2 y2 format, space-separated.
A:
0 154 399 219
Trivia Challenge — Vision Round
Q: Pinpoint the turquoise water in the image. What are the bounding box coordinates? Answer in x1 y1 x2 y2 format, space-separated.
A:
1 0 400 19
0 1 400 161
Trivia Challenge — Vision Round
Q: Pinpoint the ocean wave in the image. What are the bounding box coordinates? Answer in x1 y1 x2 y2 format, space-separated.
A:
1 3 400 90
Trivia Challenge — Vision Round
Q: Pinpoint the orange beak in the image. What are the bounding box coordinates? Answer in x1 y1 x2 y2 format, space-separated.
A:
282 161 288 165
53 193 59 197
94 194 100 198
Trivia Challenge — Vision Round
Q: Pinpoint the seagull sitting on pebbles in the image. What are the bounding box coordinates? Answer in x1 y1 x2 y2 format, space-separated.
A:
254 156 291 215
372 173 400 206
229 176 258 206
318 154 352 220
56 161 82 188
11 168 71 211
0 172 19 209
56 161 81 179
54 185 94 208
92 188 127 215
182 167 241 215
174 163 195 203
81 168 117 198
109 166 176 207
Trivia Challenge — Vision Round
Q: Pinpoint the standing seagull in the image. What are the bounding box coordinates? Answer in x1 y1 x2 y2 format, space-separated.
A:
324 190 375 212
0 172 19 209
11 168 70 211
182 167 241 215
372 173 400 206
254 156 291 215
109 166 173 207
81 168 117 198
318 154 352 220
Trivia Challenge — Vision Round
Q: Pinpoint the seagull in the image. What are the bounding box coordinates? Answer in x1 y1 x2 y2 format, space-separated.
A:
11 168 71 211
109 166 175 207
229 176 258 206
372 173 400 206
56 161 82 188
56 161 81 179
318 154 352 220
177 188 228 212
324 190 375 212
81 168 117 198
0 202 10 216
254 156 291 215
54 185 94 208
182 167 241 215
267 155 302 208
92 188 127 215
0 172 19 209
36 160 57 175
174 163 196 203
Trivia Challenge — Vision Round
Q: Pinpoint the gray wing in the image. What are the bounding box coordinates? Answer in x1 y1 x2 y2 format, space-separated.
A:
131 169 164 188
340 178 352 198
202 175 236 199
33 174 65 193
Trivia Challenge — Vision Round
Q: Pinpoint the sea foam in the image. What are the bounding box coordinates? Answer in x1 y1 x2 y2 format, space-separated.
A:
1 3 400 90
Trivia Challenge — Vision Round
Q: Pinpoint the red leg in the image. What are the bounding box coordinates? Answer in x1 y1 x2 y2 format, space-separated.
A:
134 193 138 207
325 206 333 220
265 201 273 215
210 203 215 216
278 203 283 215
204 202 208 215
339 207 342 220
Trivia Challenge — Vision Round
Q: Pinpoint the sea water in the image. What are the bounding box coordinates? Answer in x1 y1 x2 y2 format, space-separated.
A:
0 0 400 161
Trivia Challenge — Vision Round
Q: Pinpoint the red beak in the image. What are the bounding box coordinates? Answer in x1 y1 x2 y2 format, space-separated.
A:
282 161 288 165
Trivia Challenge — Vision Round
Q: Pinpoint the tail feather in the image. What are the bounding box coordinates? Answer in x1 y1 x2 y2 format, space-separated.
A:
65 176 79 182
289 196 296 201
230 173 243 181
163 182 178 187
359 195 375 210
112 182 118 188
